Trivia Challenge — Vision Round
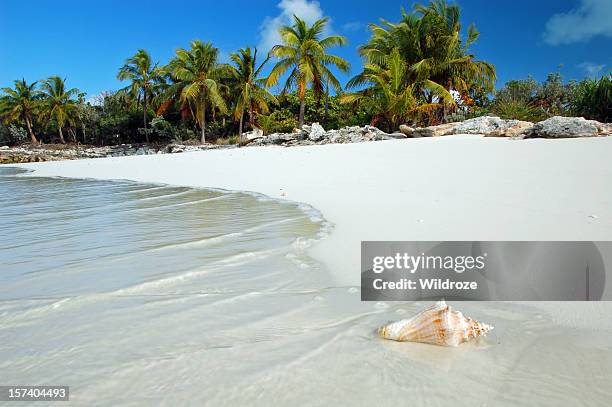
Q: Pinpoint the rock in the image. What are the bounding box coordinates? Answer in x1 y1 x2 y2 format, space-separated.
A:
387 132 408 139
412 122 458 137
453 116 533 137
399 125 414 136
529 116 603 138
267 133 298 145
308 122 326 141
243 127 264 141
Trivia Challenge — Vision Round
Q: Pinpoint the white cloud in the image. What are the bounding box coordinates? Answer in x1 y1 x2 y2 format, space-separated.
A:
342 21 362 32
543 0 612 45
578 62 606 78
258 0 330 52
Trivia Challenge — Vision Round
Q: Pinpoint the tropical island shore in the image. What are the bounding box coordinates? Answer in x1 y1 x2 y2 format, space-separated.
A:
2 0 611 403
4 133 611 406
16 134 612 301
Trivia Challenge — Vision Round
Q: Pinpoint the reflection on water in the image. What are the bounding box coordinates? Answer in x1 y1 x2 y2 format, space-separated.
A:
0 167 332 403
0 167 326 300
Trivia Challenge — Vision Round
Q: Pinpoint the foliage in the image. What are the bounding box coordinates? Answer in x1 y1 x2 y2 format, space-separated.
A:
341 49 420 131
266 15 349 128
491 72 579 122
0 1 608 146
40 76 80 143
570 74 612 123
492 99 546 122
0 79 42 143
230 47 277 138
165 40 231 143
0 124 28 145
256 111 298 135
348 0 496 125
117 49 166 136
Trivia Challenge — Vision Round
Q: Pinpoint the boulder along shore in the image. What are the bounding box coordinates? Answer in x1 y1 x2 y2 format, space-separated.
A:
2 116 610 164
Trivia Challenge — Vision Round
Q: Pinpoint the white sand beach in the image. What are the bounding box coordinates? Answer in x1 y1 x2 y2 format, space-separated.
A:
10 136 612 405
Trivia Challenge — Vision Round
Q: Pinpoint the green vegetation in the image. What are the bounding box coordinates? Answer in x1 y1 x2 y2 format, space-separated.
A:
0 79 41 144
165 40 231 143
570 75 611 123
344 0 496 128
230 47 277 139
489 72 611 123
266 16 350 128
0 0 609 147
117 49 166 139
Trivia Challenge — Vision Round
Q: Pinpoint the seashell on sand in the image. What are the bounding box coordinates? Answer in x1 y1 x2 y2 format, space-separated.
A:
378 300 493 347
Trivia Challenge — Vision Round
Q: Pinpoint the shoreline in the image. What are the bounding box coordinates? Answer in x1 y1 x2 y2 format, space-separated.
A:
12 135 612 328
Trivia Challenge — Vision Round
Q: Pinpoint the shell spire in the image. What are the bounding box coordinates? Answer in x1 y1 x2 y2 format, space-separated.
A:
378 300 493 347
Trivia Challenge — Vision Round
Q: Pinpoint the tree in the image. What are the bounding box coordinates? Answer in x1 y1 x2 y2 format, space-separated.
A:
166 40 230 143
341 49 421 131
40 76 79 143
0 79 41 144
350 0 496 124
117 49 165 141
230 47 278 139
266 16 350 128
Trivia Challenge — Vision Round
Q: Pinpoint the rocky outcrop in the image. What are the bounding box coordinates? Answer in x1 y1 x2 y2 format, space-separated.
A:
412 122 458 138
527 116 611 138
401 116 610 139
453 116 533 137
248 124 397 147
242 128 264 141
0 143 231 164
307 122 326 141
399 124 414 137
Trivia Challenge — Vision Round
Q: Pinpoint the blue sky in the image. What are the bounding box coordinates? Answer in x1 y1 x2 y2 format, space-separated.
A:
1 0 611 97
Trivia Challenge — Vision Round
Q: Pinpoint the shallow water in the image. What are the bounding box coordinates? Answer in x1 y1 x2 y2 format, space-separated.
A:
1 167 611 406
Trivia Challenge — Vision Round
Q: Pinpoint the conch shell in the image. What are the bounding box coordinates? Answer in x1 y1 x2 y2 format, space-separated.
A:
378 300 493 347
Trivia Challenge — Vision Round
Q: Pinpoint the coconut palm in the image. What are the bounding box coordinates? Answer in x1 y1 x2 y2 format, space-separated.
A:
165 40 229 143
266 16 350 128
0 79 41 144
117 49 165 139
350 0 496 123
230 47 278 139
40 76 79 143
341 49 423 131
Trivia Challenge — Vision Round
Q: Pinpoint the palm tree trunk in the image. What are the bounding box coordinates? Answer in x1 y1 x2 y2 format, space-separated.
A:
299 95 305 129
249 105 254 130
58 126 66 144
201 101 206 144
143 93 148 129
143 92 149 143
25 117 38 144
324 78 330 119
238 110 244 143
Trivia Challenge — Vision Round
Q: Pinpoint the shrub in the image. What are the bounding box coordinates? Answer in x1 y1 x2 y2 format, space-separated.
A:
571 75 612 123
256 111 298 135
492 99 547 122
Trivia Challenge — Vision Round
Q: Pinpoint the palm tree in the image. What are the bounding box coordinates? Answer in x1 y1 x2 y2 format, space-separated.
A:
117 49 165 140
230 47 277 139
266 16 350 128
351 0 496 124
0 79 41 144
341 49 421 131
40 76 79 144
166 40 230 143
